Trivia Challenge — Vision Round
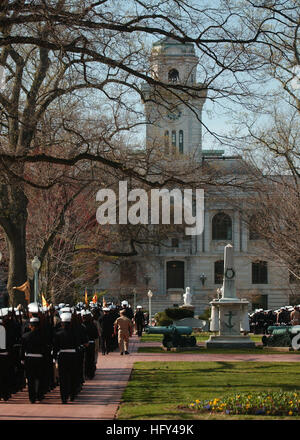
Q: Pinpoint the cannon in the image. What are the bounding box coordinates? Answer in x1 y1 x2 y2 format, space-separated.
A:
262 325 300 348
145 325 196 349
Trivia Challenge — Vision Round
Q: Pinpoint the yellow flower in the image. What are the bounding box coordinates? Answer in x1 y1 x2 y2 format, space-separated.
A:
195 399 200 404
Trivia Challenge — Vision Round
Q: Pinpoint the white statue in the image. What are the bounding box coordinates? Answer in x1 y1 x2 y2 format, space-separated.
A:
183 287 192 306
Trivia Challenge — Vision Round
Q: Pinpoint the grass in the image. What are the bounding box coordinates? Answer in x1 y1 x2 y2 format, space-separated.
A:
138 346 300 355
117 361 300 420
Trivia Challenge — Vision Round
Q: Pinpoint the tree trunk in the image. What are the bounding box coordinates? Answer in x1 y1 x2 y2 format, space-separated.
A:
0 183 28 306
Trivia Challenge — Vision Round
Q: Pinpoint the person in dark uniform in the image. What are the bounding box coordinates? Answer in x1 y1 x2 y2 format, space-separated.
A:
53 312 86 404
99 308 114 355
21 317 47 403
74 312 89 389
134 306 145 337
121 300 134 320
81 310 99 380
0 309 12 401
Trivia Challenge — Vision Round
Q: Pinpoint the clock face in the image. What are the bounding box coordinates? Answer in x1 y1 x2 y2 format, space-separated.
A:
166 110 182 121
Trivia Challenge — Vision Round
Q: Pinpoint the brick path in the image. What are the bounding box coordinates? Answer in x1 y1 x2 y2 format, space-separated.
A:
0 335 299 420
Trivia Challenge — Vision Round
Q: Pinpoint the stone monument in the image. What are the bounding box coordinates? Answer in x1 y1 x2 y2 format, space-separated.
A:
180 287 195 313
205 244 255 348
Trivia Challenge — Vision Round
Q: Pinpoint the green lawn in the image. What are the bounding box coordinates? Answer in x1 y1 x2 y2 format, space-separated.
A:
117 361 300 420
137 346 300 355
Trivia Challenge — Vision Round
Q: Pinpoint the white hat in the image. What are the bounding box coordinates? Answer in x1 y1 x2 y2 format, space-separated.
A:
60 307 71 314
28 303 39 314
137 305 142 309
30 317 39 324
121 300 128 306
58 303 65 308
0 308 8 317
61 312 72 322
102 307 110 312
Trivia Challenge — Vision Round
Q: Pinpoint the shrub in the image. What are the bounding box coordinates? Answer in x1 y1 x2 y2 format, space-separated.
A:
198 308 211 320
165 307 194 321
154 311 173 326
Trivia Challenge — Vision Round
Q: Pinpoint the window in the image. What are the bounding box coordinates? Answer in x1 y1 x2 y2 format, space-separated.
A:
171 130 176 148
168 68 180 83
179 130 184 154
249 214 261 240
164 130 169 155
212 212 232 240
214 260 224 284
171 238 179 247
120 261 137 285
167 261 184 289
252 260 268 284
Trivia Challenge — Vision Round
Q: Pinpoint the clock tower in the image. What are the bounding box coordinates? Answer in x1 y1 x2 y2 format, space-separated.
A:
141 37 207 161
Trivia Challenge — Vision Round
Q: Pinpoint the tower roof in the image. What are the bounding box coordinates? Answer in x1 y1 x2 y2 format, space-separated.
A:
152 36 196 56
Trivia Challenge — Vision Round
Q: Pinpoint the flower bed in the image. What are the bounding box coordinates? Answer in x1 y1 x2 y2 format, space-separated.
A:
189 391 300 416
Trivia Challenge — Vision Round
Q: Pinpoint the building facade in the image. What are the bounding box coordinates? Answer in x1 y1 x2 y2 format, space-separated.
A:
96 38 296 315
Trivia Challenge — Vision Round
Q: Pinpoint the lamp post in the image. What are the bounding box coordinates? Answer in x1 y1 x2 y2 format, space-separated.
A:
31 256 41 303
147 289 153 326
133 288 137 311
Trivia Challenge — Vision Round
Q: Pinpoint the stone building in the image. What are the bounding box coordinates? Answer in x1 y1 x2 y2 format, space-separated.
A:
95 38 297 316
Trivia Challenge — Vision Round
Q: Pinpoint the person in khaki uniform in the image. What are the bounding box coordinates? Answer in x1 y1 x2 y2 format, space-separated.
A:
113 310 133 355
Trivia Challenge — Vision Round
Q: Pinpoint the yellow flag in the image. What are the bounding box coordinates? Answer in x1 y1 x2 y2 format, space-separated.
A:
102 296 107 307
92 293 98 304
13 280 31 304
85 288 88 305
41 293 49 308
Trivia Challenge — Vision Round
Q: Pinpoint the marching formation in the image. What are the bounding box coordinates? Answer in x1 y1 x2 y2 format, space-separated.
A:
0 299 147 404
249 305 300 334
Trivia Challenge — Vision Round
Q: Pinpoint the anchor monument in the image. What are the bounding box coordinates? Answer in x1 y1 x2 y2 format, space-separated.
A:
205 244 255 348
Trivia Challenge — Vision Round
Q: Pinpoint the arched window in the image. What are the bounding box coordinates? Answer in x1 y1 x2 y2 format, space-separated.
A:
166 261 184 289
179 130 184 154
214 260 224 284
164 130 169 155
212 212 232 240
171 130 176 152
168 68 180 83
252 260 268 284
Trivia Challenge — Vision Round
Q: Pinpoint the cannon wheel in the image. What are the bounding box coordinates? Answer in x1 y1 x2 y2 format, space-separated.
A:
163 334 173 349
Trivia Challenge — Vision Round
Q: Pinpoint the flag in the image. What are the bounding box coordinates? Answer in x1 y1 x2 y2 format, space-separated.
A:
13 280 30 303
92 293 98 304
102 296 107 307
84 288 88 305
41 293 49 308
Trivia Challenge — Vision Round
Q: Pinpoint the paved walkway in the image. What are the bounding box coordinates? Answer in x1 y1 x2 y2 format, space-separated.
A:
0 335 299 420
